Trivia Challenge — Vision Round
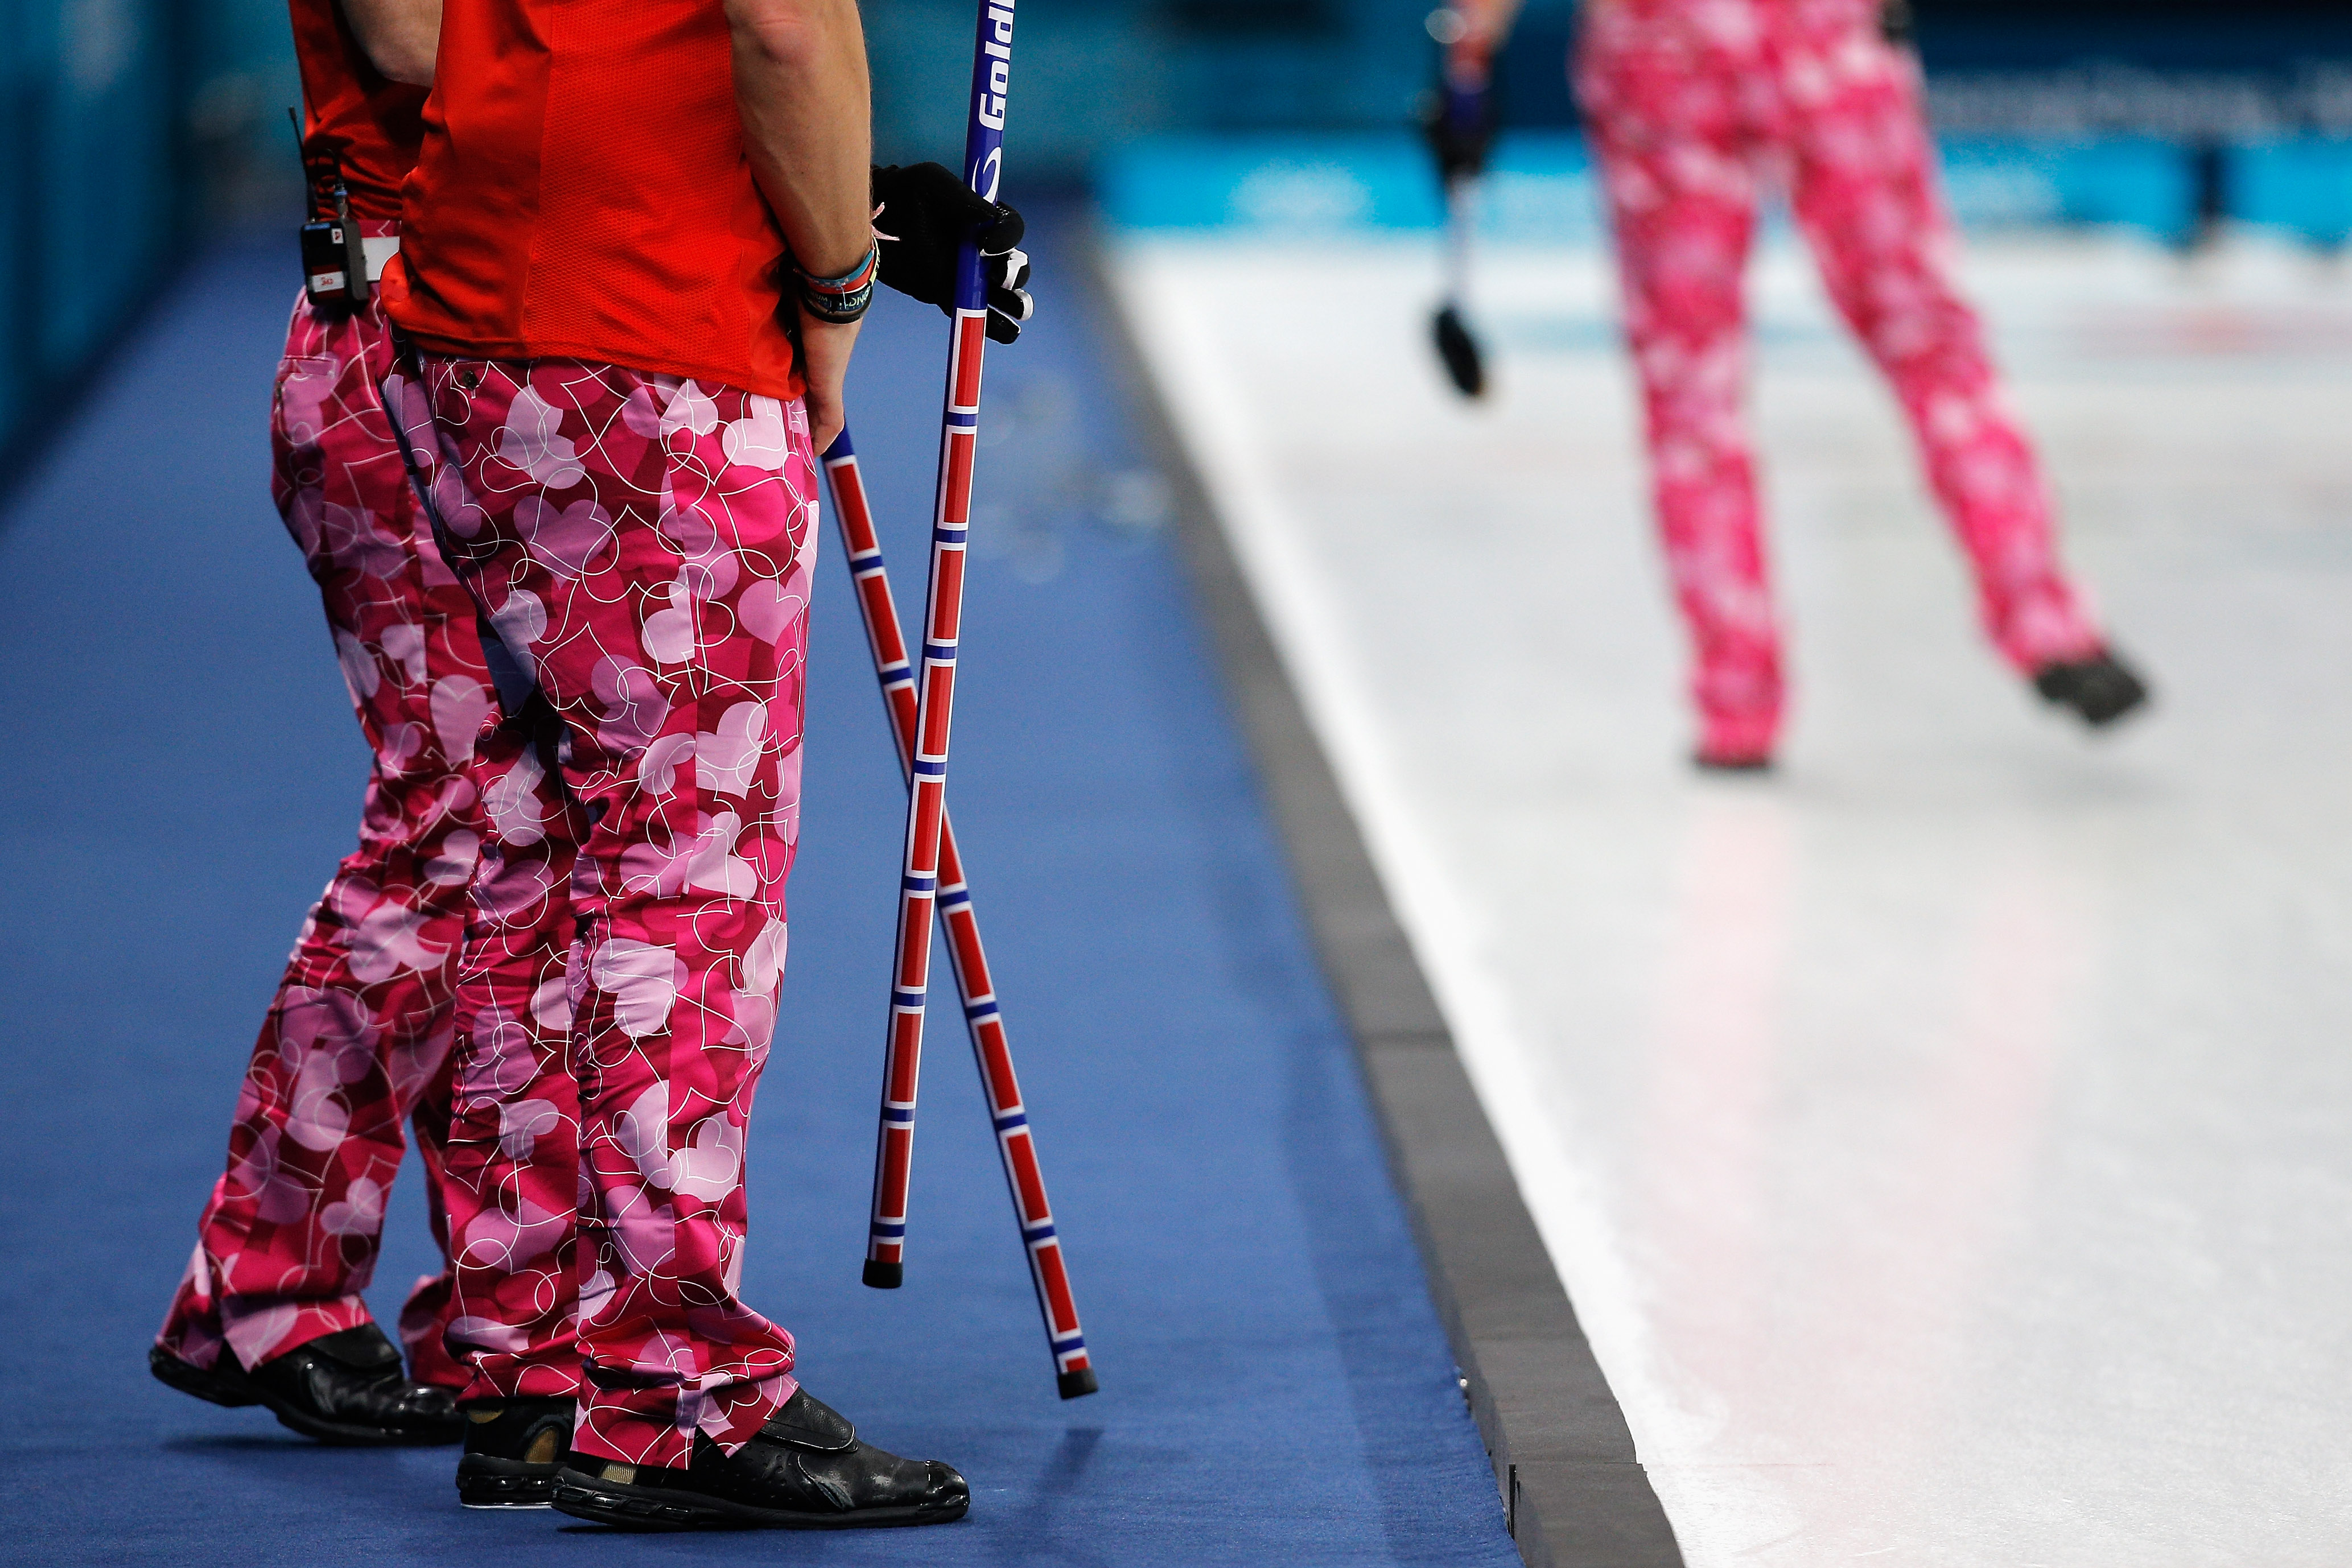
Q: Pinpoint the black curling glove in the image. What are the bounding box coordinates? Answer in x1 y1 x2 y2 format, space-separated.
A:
871 162 1033 344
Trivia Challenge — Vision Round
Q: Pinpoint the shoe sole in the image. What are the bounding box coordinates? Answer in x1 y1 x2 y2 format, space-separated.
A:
551 1469 968 1532
458 1455 559 1509
149 1348 260 1409
262 1399 462 1447
2077 687 2149 727
150 1346 460 1447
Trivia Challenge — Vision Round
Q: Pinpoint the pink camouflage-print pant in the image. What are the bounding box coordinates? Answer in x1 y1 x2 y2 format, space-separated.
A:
160 234 491 1387
1575 0 2106 761
389 353 820 1468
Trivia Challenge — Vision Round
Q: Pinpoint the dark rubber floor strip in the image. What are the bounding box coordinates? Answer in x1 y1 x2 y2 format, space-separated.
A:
1084 232 1687 1568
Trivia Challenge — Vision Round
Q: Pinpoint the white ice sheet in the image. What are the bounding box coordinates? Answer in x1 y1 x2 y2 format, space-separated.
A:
1110 228 2352 1566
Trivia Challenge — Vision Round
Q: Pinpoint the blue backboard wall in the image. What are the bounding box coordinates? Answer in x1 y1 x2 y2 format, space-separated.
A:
2 0 2347 469
3 0 180 459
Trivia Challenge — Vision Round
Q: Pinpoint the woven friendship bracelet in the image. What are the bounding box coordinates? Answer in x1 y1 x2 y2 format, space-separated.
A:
798 241 881 324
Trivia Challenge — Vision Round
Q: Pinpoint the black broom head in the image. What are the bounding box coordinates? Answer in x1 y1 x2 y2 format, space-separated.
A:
1432 304 1486 399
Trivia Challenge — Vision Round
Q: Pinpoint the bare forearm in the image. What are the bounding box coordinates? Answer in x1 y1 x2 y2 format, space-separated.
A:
728 0 874 280
340 0 439 85
1451 0 1527 71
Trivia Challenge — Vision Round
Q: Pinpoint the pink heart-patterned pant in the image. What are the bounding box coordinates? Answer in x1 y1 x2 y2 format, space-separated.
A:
389 354 819 1469
160 245 485 1387
1575 0 2106 759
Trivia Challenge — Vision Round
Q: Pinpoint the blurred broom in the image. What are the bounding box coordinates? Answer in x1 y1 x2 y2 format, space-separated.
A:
1422 7 1494 399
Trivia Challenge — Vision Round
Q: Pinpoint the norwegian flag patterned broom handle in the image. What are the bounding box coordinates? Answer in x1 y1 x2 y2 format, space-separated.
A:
827 427 1095 1397
861 0 1044 1312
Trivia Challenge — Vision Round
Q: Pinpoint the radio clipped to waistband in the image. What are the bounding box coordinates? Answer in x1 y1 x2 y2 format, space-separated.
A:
300 215 363 309
291 107 373 312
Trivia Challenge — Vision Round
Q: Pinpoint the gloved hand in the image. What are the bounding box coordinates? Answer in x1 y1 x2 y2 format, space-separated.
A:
871 162 1034 344
1418 80 1496 185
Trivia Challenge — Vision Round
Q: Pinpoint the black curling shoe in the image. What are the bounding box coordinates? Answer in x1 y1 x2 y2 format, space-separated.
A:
550 1388 969 1531
149 1324 463 1446
2035 649 2150 728
456 1396 576 1508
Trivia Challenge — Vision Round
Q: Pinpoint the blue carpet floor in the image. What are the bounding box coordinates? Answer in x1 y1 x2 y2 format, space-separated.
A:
0 211 1520 1567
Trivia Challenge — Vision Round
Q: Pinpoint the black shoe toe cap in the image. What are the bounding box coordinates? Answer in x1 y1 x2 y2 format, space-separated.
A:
922 1460 970 1512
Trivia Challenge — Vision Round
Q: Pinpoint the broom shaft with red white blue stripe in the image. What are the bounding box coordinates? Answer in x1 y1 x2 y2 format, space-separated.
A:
827 428 1094 1397
860 0 1001 1302
858 0 1100 1401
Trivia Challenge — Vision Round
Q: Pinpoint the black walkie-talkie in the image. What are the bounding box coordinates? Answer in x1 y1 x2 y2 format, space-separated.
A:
293 107 372 311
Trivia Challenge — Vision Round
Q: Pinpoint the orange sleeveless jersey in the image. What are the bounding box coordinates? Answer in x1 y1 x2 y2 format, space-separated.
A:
380 0 801 401
289 0 426 222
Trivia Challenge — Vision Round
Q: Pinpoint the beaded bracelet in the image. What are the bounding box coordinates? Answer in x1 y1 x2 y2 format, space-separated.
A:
798 241 881 324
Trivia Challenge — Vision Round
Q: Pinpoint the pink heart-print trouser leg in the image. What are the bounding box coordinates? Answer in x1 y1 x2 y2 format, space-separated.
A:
394 354 818 1469
160 247 485 1388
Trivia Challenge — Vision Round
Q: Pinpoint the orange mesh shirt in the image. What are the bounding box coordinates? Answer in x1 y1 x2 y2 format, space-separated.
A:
290 0 426 222
380 0 801 401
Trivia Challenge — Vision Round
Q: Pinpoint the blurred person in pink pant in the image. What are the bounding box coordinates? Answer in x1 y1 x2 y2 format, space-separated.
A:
1432 0 2148 768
